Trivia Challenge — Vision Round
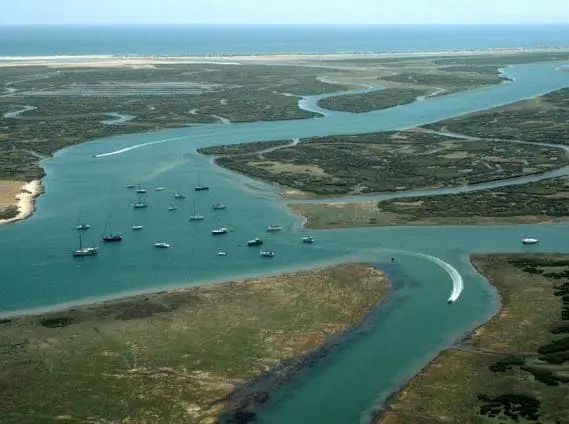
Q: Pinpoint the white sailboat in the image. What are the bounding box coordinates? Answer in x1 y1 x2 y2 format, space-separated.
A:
189 199 204 221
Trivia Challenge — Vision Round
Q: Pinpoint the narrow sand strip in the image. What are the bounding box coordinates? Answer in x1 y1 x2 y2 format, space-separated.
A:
0 180 43 225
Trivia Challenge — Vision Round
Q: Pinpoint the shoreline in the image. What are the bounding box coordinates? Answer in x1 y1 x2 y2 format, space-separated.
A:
0 180 43 225
0 263 390 423
1 46 569 67
373 254 500 423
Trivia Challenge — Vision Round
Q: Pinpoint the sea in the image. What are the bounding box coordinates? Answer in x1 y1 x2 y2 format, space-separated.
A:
1 24 569 57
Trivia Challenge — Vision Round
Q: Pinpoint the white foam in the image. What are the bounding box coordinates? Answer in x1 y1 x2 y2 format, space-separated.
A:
93 135 189 157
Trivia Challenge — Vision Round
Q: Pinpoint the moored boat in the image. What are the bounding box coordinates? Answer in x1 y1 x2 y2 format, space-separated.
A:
522 237 539 245
218 251 227 256
132 225 143 231
247 238 263 246
154 242 170 248
212 227 229 235
267 225 282 232
101 213 122 242
259 249 275 258
168 205 177 211
72 232 98 257
212 202 226 210
301 236 315 243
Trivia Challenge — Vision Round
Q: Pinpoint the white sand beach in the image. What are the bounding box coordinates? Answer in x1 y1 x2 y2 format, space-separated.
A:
0 180 43 225
1 46 569 68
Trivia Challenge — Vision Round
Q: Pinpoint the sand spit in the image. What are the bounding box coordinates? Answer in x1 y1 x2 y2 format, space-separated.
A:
1 47 569 68
0 180 43 225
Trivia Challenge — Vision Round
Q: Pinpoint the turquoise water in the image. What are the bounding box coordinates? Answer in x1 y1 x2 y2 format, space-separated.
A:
2 24 569 57
1 61 569 423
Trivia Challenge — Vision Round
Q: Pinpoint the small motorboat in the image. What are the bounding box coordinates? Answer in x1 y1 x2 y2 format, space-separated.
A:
212 227 229 235
168 205 177 211
301 236 314 243
136 188 147 194
218 251 227 256
248 238 264 246
174 193 186 199
132 225 143 231
267 225 282 232
126 184 135 189
76 223 90 230
155 187 165 192
522 237 539 245
154 242 170 248
260 249 275 258
102 234 122 242
189 214 204 221
212 203 227 210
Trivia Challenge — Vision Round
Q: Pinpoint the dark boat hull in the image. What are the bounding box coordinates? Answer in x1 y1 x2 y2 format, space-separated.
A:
103 235 122 242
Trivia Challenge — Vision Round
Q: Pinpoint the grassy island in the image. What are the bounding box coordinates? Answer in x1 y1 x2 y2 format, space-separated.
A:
0 263 388 424
377 253 569 424
203 130 568 196
293 175 569 228
423 88 569 145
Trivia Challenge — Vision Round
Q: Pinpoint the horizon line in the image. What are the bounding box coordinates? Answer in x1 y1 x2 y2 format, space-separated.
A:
2 22 569 26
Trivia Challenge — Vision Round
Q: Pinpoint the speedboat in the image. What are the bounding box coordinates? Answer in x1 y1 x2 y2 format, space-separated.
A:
132 225 143 231
267 225 282 232
522 237 539 245
154 242 170 248
260 249 275 258
301 236 314 243
212 227 229 235
248 238 263 246
212 203 226 210
72 247 98 257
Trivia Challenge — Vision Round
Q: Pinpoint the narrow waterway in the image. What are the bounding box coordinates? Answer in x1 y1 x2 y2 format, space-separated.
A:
0 61 568 424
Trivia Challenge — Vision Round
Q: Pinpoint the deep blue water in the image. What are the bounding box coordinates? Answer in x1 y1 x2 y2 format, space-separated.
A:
1 24 569 56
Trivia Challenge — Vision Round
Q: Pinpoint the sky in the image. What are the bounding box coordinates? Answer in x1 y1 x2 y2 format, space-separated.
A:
2 0 569 25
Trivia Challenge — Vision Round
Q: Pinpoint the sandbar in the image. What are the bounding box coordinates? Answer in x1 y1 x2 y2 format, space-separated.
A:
0 180 43 225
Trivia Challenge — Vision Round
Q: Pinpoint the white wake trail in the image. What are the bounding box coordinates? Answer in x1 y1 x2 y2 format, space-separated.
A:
384 249 464 303
93 136 189 158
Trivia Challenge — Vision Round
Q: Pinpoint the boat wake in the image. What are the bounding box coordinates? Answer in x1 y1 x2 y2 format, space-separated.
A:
94 135 189 157
384 249 464 303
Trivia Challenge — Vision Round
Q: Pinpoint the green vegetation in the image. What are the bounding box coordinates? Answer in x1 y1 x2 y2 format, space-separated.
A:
198 139 292 155
433 52 569 66
317 88 428 113
0 264 388 424
207 130 568 196
378 254 569 424
423 88 569 145
379 71 507 93
0 205 17 220
293 176 569 229
0 63 350 180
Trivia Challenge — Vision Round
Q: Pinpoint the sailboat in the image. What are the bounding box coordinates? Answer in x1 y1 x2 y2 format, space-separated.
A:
136 182 147 194
194 171 209 191
133 192 148 209
101 214 122 242
155 178 165 191
174 185 186 199
76 212 90 230
189 199 204 221
72 231 98 257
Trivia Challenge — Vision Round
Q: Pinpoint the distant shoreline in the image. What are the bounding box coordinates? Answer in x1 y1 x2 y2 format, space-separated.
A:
2 46 569 67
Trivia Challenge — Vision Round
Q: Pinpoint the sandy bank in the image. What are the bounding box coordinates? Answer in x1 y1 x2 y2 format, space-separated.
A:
0 179 43 225
1 46 569 68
